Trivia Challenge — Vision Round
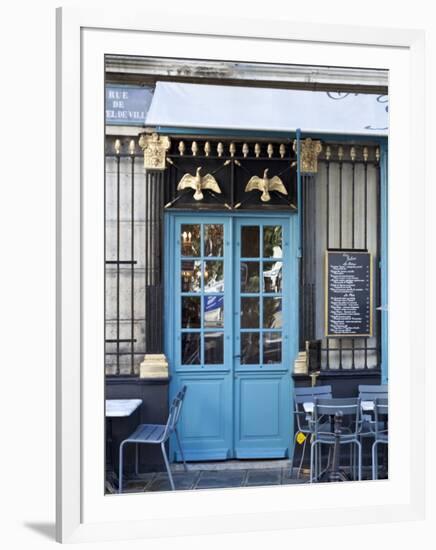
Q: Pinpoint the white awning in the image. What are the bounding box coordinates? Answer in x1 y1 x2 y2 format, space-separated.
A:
145 81 388 137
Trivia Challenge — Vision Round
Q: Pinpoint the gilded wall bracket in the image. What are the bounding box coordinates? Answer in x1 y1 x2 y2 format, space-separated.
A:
139 132 171 170
293 138 322 174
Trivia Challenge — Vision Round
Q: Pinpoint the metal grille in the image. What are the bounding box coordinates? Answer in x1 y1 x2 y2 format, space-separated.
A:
163 139 297 210
302 143 381 370
105 138 145 376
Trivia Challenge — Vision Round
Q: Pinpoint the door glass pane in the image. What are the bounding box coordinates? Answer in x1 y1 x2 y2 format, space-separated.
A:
241 333 259 364
204 261 224 293
204 224 224 257
263 261 282 292
263 297 282 329
181 333 201 364
263 226 283 258
263 332 282 363
204 333 224 364
240 261 260 293
241 226 260 257
204 295 224 328
181 296 201 328
181 224 200 256
181 260 202 292
241 297 259 328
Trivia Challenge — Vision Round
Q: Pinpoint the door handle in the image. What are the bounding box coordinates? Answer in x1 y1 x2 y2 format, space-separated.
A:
234 355 241 359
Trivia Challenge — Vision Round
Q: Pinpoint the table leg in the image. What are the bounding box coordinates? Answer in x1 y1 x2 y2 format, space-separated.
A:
106 418 119 491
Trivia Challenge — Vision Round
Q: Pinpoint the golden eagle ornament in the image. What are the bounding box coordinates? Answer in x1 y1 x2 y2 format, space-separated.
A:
177 167 222 201
245 169 288 202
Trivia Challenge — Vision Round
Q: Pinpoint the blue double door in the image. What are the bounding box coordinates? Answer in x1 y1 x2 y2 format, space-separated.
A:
166 214 297 461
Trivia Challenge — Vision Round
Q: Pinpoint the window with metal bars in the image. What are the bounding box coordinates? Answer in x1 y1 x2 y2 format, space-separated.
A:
300 142 381 370
105 137 146 376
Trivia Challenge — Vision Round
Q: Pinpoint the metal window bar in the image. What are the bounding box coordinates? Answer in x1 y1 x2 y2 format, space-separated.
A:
351 158 356 368
338 153 343 369
325 157 330 369
130 152 135 373
116 152 121 373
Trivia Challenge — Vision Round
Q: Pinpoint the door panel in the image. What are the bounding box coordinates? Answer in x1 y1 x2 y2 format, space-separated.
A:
174 373 232 461
234 372 290 458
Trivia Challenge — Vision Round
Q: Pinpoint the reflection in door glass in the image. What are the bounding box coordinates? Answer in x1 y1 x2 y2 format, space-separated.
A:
263 261 282 292
181 260 201 292
240 262 260 293
181 296 201 328
204 332 224 364
204 261 224 293
181 224 200 256
263 226 283 258
181 333 201 364
204 225 224 257
241 333 259 364
204 295 224 328
241 226 260 257
263 332 282 363
241 297 259 328
263 297 282 329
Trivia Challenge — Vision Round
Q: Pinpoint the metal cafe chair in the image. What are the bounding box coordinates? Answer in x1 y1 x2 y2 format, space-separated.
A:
372 397 389 480
310 397 362 483
290 385 332 478
358 385 388 474
119 386 188 492
358 384 388 436
358 384 388 399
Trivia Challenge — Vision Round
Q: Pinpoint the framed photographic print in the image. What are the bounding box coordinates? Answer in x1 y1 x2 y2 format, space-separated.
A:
56 5 426 543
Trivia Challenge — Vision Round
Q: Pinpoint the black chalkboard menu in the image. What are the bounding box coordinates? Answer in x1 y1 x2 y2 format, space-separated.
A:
325 250 373 337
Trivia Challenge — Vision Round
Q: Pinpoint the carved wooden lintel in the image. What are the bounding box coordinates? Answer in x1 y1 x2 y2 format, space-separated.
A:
293 138 322 174
139 132 171 170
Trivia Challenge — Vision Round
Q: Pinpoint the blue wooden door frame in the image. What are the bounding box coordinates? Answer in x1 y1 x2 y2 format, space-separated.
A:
165 212 298 462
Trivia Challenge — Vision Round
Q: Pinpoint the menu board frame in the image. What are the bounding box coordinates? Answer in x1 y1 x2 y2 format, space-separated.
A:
324 249 373 338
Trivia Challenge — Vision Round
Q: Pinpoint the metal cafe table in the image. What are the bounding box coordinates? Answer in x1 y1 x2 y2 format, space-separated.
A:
303 399 374 482
106 399 143 492
106 399 143 418
303 401 375 414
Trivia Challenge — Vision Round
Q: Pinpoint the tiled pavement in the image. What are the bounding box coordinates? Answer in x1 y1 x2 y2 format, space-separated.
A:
117 467 308 493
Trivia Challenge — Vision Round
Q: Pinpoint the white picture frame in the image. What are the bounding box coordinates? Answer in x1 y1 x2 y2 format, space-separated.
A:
56 6 426 543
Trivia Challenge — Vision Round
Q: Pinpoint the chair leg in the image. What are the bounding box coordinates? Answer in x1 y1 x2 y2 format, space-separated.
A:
290 432 298 478
310 440 317 483
372 441 378 480
161 442 175 491
175 428 188 472
354 443 358 480
310 441 313 483
119 441 126 494
297 436 308 479
313 439 318 481
350 443 358 481
317 442 322 479
135 444 139 476
355 440 362 481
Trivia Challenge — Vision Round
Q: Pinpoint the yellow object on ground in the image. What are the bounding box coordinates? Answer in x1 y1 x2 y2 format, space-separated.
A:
296 432 307 444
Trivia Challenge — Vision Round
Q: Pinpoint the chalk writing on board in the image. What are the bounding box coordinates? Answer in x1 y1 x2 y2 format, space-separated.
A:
325 250 372 337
